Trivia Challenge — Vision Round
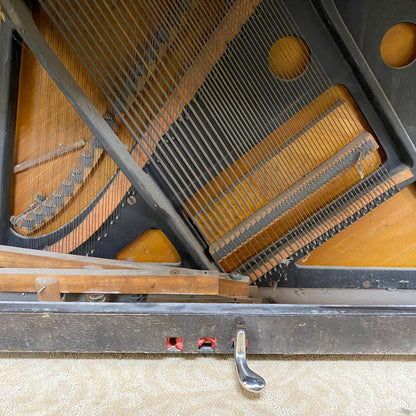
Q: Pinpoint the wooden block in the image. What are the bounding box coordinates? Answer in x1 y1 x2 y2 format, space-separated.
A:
218 279 249 298
116 229 181 264
36 277 61 302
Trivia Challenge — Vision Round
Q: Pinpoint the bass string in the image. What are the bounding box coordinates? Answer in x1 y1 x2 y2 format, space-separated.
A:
149 0 364 264
38 0 390 272
42 0 326 264
100 0 292 270
239 1 362 249
113 0 260 224
42 10 118 253
101 0 258 224
153 0 390 270
119 0 312 250
40 0 231 240
129 0 354 270
154 0 323 262
81 0 245 234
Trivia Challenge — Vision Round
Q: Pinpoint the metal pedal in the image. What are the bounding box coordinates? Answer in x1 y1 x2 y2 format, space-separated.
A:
234 329 266 393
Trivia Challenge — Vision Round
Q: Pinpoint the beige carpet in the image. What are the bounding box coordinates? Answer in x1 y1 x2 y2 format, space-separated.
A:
0 354 415 415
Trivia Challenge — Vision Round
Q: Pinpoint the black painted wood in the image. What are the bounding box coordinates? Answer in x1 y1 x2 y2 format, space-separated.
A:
312 0 416 172
0 302 415 354
269 264 416 290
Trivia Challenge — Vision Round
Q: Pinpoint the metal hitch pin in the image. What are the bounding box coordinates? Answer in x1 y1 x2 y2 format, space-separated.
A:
234 329 266 393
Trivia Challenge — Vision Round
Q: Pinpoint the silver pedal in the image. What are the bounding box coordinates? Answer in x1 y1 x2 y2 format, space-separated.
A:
234 329 266 393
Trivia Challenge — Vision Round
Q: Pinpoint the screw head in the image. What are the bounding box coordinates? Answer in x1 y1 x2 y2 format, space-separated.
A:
230 273 243 281
35 194 46 203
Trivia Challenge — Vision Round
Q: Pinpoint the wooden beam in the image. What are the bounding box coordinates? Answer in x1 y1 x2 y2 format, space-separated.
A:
0 246 249 298
0 267 249 297
0 268 248 297
0 244 163 269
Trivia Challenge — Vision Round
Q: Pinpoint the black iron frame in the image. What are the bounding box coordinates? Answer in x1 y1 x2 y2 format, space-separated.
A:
0 16 20 244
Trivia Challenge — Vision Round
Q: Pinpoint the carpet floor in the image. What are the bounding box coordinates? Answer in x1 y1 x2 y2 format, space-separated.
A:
0 353 415 415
